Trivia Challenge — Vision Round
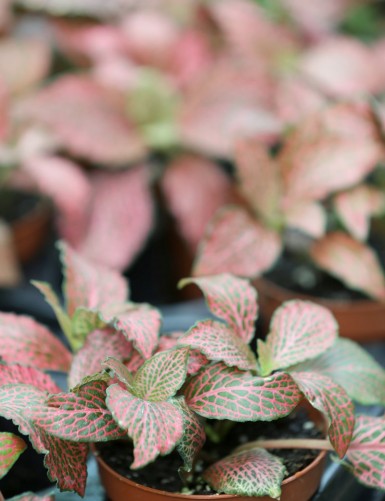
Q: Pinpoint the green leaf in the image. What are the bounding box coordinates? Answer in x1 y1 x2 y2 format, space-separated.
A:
0 432 27 479
174 399 205 473
258 300 338 376
203 448 285 498
71 307 106 347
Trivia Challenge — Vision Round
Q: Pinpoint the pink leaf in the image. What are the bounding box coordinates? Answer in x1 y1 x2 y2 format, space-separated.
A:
179 320 256 371
0 39 50 95
310 232 385 300
345 415 385 490
30 381 125 442
179 274 258 343
0 365 61 395
334 185 385 241
59 241 129 317
106 384 184 468
175 399 206 473
133 347 190 402
285 201 326 238
193 205 282 278
235 138 281 226
184 363 301 421
290 371 354 458
203 448 285 499
161 154 234 250
0 432 27 479
74 165 154 270
280 102 385 206
22 75 146 165
68 328 133 388
0 313 72 372
257 300 338 376
22 156 92 246
292 338 385 406
300 37 382 98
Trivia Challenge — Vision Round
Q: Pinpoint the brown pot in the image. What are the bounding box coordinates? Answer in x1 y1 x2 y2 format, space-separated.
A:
254 277 385 342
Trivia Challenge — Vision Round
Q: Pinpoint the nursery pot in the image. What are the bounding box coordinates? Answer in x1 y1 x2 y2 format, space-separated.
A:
254 277 385 342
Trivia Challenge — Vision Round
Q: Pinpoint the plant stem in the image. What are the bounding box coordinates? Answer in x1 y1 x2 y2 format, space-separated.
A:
235 438 334 454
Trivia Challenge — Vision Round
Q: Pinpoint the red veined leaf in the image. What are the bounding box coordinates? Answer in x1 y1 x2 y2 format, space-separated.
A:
106 384 184 468
161 154 234 250
289 371 354 458
257 300 338 376
21 75 146 165
107 303 162 360
193 205 282 278
179 273 258 343
280 102 385 206
59 240 129 318
284 201 326 238
74 165 154 270
334 185 385 241
300 37 382 98
30 381 125 442
311 232 385 301
291 338 385 406
68 328 133 388
235 138 281 227
0 432 27 479
183 363 301 421
133 347 190 402
0 313 71 372
102 357 134 388
156 333 209 375
22 156 92 247
203 447 285 499
179 320 256 371
0 365 61 394
31 281 72 343
344 415 385 490
125 350 146 374
174 399 206 473
0 39 50 95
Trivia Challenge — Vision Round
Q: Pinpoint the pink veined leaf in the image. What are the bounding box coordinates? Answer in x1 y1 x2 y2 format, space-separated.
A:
156 333 209 375
234 137 281 227
107 303 162 360
6 494 54 501
257 300 338 376
21 75 147 165
178 320 256 371
0 365 62 395
161 154 235 251
125 350 146 374
106 384 184 468
0 432 27 479
344 415 385 490
289 371 354 458
334 185 385 241
0 39 51 95
74 165 154 271
183 363 301 421
21 156 92 247
280 102 385 207
179 274 258 343
68 328 133 388
203 448 285 499
70 307 107 347
310 232 385 301
284 201 327 238
30 381 125 442
193 205 282 278
133 347 190 402
59 240 129 318
291 338 385 406
299 37 383 98
174 398 206 473
102 357 134 388
0 312 72 372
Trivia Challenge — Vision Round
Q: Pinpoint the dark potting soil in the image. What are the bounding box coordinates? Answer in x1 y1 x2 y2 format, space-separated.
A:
0 188 43 224
97 408 323 495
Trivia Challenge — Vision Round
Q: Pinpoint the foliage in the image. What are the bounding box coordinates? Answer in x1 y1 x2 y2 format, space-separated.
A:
0 246 385 497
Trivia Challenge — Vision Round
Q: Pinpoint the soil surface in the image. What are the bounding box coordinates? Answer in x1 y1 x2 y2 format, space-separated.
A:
0 188 43 224
97 408 323 495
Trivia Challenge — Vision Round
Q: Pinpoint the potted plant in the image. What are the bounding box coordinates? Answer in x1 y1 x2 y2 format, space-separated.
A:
0 242 384 499
192 99 385 340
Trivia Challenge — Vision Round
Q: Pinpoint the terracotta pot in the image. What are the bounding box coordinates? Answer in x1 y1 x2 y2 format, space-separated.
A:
254 277 385 342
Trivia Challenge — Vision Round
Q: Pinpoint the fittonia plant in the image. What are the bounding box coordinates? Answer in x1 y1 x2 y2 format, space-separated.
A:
193 100 385 301
1 244 385 498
